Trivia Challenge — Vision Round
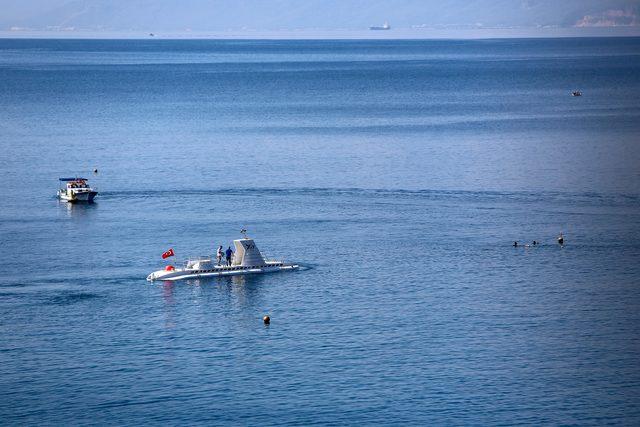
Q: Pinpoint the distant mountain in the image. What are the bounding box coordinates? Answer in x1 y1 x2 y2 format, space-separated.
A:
2 0 639 31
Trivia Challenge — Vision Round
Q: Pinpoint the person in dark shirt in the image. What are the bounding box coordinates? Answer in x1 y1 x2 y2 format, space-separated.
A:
225 246 233 266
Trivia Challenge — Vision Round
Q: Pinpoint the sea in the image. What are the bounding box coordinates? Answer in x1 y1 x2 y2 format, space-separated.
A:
1 37 639 425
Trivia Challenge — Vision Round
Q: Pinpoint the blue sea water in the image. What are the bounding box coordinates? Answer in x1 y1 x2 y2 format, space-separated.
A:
0 38 639 425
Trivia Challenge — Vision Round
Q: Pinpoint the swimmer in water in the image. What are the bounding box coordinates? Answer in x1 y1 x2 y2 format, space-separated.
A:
558 233 564 246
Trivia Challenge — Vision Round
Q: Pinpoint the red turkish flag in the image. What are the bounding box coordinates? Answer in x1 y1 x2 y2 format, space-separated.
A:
162 248 175 259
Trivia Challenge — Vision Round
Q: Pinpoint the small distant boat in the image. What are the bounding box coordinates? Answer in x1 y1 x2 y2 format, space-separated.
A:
147 233 299 282
57 178 98 203
572 90 582 97
370 22 391 30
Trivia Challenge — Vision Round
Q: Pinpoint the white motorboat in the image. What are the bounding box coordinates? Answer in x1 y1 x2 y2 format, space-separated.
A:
57 178 98 203
147 234 299 282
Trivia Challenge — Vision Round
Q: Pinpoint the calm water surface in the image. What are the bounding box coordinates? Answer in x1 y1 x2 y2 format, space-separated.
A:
1 38 640 425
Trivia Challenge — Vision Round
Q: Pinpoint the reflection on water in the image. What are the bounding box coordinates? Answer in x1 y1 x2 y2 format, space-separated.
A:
159 274 270 329
218 274 265 311
162 282 175 329
230 274 247 287
59 200 98 219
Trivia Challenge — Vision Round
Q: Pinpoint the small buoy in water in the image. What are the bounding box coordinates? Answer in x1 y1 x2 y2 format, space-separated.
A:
263 315 270 325
93 168 98 174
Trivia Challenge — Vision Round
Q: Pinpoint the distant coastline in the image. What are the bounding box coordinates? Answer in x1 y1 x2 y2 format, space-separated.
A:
1 26 639 40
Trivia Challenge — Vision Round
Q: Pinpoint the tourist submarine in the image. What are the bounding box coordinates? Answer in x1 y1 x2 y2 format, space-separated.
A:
146 235 299 281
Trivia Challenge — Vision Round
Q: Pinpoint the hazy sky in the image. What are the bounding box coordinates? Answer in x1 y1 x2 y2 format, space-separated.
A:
1 0 639 33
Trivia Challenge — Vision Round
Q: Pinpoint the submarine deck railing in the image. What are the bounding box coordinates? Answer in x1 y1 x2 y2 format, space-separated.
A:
181 251 284 268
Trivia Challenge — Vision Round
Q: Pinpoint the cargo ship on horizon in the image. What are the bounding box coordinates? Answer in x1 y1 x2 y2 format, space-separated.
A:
369 21 390 30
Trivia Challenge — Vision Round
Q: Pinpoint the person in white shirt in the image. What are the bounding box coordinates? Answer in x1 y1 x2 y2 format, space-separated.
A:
216 246 223 265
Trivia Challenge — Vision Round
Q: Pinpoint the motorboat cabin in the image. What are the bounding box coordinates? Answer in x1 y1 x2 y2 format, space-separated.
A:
57 178 98 203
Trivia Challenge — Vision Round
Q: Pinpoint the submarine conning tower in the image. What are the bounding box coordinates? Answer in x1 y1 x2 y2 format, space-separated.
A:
232 238 266 267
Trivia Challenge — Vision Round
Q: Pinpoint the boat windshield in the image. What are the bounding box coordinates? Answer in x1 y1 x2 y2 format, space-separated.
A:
67 180 87 188
59 178 89 189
